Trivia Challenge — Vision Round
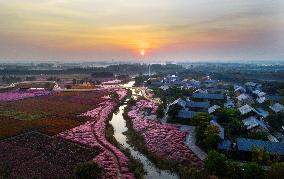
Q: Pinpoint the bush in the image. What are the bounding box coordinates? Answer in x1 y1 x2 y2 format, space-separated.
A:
167 103 181 119
226 161 243 179
203 125 220 149
191 112 211 126
251 147 271 165
156 104 165 119
74 161 102 179
267 162 284 178
243 162 264 179
204 150 227 176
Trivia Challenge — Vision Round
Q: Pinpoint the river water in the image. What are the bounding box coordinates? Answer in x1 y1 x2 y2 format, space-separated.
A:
109 81 178 179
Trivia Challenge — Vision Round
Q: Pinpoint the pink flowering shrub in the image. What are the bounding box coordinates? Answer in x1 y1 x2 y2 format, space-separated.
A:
58 89 134 179
128 100 203 168
0 90 51 102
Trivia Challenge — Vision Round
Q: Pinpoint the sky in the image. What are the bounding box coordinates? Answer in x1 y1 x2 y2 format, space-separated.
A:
0 0 284 62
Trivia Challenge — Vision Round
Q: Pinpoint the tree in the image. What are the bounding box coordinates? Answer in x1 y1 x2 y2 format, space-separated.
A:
156 104 165 119
215 108 240 124
242 162 264 179
251 147 271 165
267 114 284 131
203 125 220 149
227 119 246 137
204 150 227 176
191 112 211 126
248 131 269 141
74 161 102 179
167 103 181 119
226 161 242 179
267 162 284 178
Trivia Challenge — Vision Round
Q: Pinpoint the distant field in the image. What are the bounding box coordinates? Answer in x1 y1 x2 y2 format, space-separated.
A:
0 90 110 139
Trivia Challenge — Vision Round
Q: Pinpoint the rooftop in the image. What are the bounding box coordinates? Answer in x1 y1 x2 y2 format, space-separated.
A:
237 138 284 156
208 105 221 114
255 108 269 118
270 103 284 113
237 93 250 101
177 110 196 119
242 116 266 130
186 100 210 109
238 104 256 115
218 138 284 156
193 93 224 100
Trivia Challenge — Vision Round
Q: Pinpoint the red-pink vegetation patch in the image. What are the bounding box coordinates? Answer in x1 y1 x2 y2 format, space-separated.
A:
128 100 203 168
114 88 128 100
0 132 99 178
58 89 134 179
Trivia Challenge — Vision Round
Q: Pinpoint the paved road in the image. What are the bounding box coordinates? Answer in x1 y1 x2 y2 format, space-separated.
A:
179 125 208 160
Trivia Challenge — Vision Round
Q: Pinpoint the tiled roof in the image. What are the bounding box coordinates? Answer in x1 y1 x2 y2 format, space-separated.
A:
225 99 235 108
237 93 249 101
270 103 284 113
255 108 269 118
237 138 284 156
218 138 284 156
186 101 210 109
256 97 266 104
171 98 186 107
245 82 257 87
238 104 256 115
193 93 224 100
242 116 261 130
177 110 196 119
208 105 221 114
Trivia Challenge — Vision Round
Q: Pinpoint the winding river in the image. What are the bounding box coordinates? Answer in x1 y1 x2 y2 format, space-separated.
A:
109 81 178 179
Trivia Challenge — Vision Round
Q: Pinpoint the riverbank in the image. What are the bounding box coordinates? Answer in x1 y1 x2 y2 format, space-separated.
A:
110 82 178 179
106 90 146 179
58 87 135 179
123 98 208 179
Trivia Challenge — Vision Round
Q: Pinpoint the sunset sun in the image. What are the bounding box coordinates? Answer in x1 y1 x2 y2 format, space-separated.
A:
140 50 145 56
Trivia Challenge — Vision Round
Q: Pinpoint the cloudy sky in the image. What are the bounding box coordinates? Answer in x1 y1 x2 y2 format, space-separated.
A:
0 0 283 62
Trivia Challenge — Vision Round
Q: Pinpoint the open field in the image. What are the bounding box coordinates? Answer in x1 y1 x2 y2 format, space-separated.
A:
0 132 100 178
0 89 110 139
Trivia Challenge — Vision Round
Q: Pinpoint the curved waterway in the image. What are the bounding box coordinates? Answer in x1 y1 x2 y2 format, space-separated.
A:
109 81 178 179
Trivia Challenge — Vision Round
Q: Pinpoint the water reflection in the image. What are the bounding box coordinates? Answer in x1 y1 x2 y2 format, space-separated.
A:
110 81 178 179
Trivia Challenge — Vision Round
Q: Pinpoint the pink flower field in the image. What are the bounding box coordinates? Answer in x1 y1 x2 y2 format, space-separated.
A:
128 100 203 168
0 90 51 102
58 88 134 179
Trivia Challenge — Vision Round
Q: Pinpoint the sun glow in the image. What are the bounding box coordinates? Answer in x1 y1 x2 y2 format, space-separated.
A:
140 50 145 56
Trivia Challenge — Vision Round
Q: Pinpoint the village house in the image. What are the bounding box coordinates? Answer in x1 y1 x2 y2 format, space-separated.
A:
236 93 254 106
224 97 235 108
238 104 258 117
218 138 284 160
242 116 268 131
208 105 221 115
177 110 196 119
269 103 284 113
192 93 225 101
210 119 225 140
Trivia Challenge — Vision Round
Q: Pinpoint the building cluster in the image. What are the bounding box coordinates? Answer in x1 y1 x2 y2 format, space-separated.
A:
147 74 284 158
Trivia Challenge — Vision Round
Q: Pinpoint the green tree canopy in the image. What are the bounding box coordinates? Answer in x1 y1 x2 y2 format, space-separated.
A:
204 150 227 176
204 125 220 149
191 112 211 126
243 162 264 179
